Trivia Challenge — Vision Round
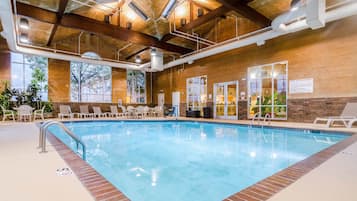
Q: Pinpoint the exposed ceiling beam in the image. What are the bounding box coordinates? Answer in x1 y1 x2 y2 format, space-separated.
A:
47 0 69 46
125 47 150 60
191 1 212 12
161 6 229 42
15 2 191 54
16 3 57 24
216 0 271 27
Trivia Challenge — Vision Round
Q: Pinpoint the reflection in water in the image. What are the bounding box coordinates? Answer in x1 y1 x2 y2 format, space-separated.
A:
49 121 347 201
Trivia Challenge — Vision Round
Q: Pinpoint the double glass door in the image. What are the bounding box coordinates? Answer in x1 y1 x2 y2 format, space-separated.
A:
214 81 239 120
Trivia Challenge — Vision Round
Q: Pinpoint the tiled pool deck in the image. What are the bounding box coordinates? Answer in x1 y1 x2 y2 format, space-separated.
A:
1 117 357 201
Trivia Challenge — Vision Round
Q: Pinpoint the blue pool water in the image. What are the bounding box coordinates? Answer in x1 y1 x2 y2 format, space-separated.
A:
49 121 348 201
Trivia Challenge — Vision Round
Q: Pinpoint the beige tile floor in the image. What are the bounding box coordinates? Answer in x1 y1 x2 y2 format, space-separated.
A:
0 122 94 201
0 118 356 201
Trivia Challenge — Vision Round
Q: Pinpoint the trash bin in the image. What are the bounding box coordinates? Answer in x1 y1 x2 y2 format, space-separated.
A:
203 107 211 118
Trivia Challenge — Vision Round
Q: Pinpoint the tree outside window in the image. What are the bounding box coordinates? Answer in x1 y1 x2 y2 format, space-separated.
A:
127 70 146 104
70 52 112 103
10 52 48 101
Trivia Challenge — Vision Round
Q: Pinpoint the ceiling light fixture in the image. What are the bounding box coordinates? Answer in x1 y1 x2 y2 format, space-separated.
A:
180 18 187 26
197 8 204 17
135 55 142 63
19 33 29 43
126 9 137 21
19 18 29 30
128 2 149 21
175 4 186 18
290 0 301 12
150 48 157 56
161 0 177 18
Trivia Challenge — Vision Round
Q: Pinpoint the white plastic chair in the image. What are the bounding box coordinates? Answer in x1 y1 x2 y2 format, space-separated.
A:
79 105 94 118
1 105 15 122
34 106 45 121
17 105 33 121
109 105 122 118
58 105 73 120
118 106 129 118
314 103 357 127
93 106 107 118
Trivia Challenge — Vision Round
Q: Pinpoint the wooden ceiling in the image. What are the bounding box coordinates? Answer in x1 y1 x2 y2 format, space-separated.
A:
8 0 344 64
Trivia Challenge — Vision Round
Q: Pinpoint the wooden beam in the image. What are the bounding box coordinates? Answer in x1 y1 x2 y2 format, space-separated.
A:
125 47 150 60
216 0 271 27
47 0 69 46
16 2 191 54
161 6 229 42
16 3 57 24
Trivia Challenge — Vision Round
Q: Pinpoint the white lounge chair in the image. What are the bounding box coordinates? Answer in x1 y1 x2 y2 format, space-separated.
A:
127 106 136 118
108 105 123 118
1 105 15 122
58 105 73 119
314 102 357 127
79 105 94 119
348 118 357 128
135 106 145 119
93 106 107 118
118 105 129 118
34 106 45 121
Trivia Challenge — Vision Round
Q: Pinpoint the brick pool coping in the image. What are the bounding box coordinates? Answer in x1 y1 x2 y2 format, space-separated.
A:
46 122 357 201
47 134 130 201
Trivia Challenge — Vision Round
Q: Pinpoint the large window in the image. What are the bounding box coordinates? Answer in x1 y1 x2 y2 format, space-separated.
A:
70 53 112 102
127 70 146 104
247 61 288 120
10 52 48 100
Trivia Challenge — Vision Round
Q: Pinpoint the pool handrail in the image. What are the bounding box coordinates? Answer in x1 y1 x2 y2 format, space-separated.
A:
39 120 86 160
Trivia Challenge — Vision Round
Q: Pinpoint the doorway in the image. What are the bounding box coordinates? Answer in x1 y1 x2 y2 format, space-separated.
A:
214 81 239 120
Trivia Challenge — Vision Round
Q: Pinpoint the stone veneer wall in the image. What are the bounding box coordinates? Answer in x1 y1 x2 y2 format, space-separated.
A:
175 97 357 123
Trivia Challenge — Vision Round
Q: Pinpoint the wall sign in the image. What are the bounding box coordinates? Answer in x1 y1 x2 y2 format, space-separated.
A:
289 78 314 94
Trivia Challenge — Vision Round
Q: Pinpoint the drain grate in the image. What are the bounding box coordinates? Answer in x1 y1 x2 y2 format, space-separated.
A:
341 151 353 156
56 167 73 176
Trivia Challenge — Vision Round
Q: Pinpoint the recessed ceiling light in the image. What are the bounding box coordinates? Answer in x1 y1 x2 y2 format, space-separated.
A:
19 18 29 30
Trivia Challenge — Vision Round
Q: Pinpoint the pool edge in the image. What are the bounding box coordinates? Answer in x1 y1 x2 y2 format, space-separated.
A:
47 133 131 201
223 134 357 201
45 120 357 201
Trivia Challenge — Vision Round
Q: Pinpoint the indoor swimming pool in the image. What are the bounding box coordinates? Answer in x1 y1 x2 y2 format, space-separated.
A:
49 121 348 201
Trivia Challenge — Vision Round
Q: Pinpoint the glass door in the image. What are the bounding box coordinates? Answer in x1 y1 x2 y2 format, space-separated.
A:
214 81 239 120
214 83 225 118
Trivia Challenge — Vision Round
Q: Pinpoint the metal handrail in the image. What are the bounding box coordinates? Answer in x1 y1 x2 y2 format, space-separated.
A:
263 113 272 125
39 120 86 160
250 112 261 126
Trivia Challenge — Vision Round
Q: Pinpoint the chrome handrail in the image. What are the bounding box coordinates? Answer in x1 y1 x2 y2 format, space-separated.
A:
263 113 272 125
250 112 261 126
39 120 86 160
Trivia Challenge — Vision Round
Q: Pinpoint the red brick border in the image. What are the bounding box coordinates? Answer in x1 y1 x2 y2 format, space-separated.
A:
47 134 130 201
224 134 357 201
47 127 357 201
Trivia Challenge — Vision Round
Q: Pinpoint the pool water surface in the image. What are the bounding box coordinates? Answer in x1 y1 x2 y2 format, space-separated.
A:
49 121 348 201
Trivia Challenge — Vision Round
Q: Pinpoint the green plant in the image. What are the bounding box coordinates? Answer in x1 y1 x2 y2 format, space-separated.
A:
42 101 53 113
